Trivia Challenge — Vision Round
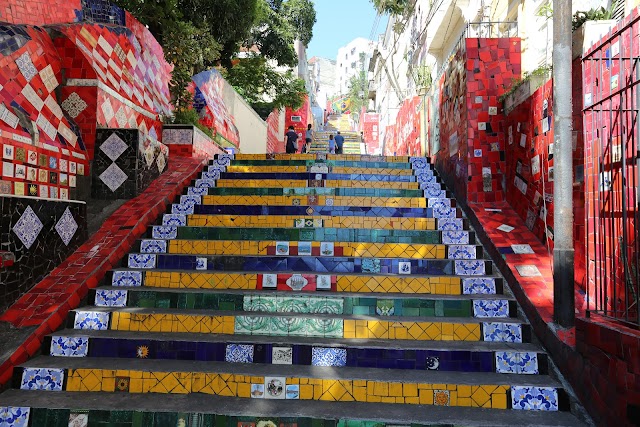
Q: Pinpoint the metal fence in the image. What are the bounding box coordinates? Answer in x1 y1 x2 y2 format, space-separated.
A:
583 14 640 327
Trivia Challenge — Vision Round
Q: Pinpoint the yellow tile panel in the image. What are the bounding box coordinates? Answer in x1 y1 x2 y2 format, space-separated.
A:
202 195 425 208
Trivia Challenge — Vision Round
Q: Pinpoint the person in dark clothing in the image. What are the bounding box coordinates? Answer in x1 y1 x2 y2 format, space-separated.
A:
334 131 344 154
285 126 298 154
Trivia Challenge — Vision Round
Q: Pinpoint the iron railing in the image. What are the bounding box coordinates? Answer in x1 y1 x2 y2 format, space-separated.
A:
583 13 640 328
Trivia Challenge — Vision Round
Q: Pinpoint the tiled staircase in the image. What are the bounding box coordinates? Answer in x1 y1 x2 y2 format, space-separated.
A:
0 154 585 426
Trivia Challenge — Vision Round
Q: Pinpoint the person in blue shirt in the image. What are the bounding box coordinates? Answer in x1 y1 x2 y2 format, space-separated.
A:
285 126 298 154
334 131 345 154
328 134 336 154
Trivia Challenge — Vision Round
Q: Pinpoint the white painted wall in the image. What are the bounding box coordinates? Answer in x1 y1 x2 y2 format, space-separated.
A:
221 82 268 154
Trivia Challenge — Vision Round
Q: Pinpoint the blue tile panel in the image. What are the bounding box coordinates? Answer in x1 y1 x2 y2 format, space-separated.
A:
193 205 456 219
511 386 559 411
20 368 64 391
0 406 30 427
49 336 89 357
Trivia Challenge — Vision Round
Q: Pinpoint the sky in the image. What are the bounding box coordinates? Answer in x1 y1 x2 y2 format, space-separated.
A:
307 0 388 60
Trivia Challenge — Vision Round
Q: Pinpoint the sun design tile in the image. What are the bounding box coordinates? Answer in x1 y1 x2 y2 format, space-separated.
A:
0 406 30 427
455 260 485 275
140 239 167 253
20 367 64 391
482 322 522 343
225 344 254 363
74 311 110 330
448 245 477 259
152 226 177 240
442 230 469 245
495 351 539 374
473 299 509 317
95 289 128 307
162 214 186 227
12 205 43 249
311 347 347 366
462 278 496 295
511 386 558 411
50 336 89 357
112 270 143 287
128 253 156 269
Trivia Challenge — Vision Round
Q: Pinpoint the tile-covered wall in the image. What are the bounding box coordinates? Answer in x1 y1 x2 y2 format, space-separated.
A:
433 38 521 206
0 0 81 26
163 125 227 159
92 128 168 199
266 108 284 154
0 196 87 312
384 96 421 156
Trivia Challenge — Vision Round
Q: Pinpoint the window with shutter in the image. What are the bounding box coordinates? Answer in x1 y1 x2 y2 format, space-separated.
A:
612 0 626 21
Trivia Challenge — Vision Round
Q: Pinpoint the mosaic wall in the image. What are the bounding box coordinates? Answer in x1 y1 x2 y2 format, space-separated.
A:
384 97 421 157
163 125 226 159
361 113 380 155
433 38 521 206
0 196 87 312
266 108 283 154
92 128 168 199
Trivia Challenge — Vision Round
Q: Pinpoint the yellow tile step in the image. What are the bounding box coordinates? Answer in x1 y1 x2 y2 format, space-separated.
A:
225 166 414 175
201 195 427 208
214 179 420 190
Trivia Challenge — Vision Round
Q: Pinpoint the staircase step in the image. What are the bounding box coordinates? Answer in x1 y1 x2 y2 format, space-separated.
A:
215 179 423 189
225 166 416 176
215 172 421 182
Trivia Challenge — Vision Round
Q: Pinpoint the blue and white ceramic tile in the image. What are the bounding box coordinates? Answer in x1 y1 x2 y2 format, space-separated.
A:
112 270 143 287
152 226 177 240
455 260 485 275
20 368 64 391
100 132 128 161
438 218 464 231
74 311 110 330
496 351 539 374
206 164 225 173
311 347 347 367
442 230 469 245
195 178 216 188
417 173 437 184
423 187 446 198
0 406 30 427
215 155 232 166
482 322 523 343
473 299 509 317
180 195 202 207
432 205 456 218
511 386 558 411
428 198 452 209
162 214 186 227
140 239 167 253
398 261 411 274
448 245 477 260
50 336 89 357
410 157 429 170
95 289 128 307
12 205 43 249
202 170 221 180
171 203 194 215
187 186 209 196
196 257 207 270
462 278 496 295
128 253 156 269
55 207 78 246
225 344 254 363
286 384 300 399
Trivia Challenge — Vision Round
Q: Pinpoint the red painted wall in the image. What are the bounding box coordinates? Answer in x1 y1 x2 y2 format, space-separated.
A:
285 95 310 143
361 112 380 155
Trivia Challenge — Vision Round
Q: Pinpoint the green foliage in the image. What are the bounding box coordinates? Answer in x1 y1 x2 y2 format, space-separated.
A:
222 56 307 119
498 65 552 103
249 0 297 67
347 70 369 114
536 2 553 20
371 0 409 15
169 107 214 138
412 64 433 91
282 0 317 46
572 1 619 31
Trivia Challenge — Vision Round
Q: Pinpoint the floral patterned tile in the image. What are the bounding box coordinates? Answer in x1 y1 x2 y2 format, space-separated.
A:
462 278 496 295
162 214 187 227
511 386 558 411
442 231 469 245
20 367 64 391
495 351 539 374
473 299 509 317
74 311 110 330
95 289 128 307
152 226 177 240
0 406 30 427
128 253 156 269
482 322 523 343
225 344 254 363
140 239 167 253
454 260 486 275
112 270 143 287
438 218 464 231
50 336 89 357
311 347 347 367
447 245 477 260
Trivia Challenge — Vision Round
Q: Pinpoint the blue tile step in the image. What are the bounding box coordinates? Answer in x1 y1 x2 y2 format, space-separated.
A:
213 172 423 182
43 329 547 375
220 160 416 169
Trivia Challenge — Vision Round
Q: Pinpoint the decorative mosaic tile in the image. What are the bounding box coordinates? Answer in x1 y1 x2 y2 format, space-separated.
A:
112 270 143 287
264 376 286 399
54 207 78 246
171 203 195 215
74 311 110 330
320 242 334 256
100 132 129 161
12 205 43 249
495 351 539 374
316 275 332 290
497 224 515 233
473 300 509 317
128 253 156 269
250 383 264 398
95 289 128 307
515 265 542 277
180 195 202 207
0 406 30 427
225 344 254 363
428 198 452 209
285 274 308 291
311 347 347 367
376 299 394 316
99 163 128 192
162 214 187 227
195 179 216 188
297 241 312 256
188 186 209 196
362 258 381 273
426 356 440 370
417 173 437 183
16 51 37 81
410 157 429 170
454 260 485 275
398 261 411 274
432 205 456 218
152 226 177 240
275 241 290 256
462 278 496 295
285 384 300 399
50 336 89 357
309 164 329 173
20 368 64 391
424 187 446 198
447 245 477 260
511 386 558 411
261 274 277 289
140 239 167 253
68 413 89 427
202 170 221 180
433 389 450 406
196 257 207 270
511 244 535 254
442 230 469 245
482 322 523 343
438 218 464 231
272 347 293 364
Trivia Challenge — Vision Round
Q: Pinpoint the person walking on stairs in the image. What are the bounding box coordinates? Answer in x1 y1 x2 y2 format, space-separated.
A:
328 134 336 154
335 131 344 154
304 124 313 153
285 126 298 154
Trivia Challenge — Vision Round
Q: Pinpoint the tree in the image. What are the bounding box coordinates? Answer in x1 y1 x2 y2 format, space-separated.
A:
282 0 317 46
370 0 409 15
249 0 298 67
347 53 369 114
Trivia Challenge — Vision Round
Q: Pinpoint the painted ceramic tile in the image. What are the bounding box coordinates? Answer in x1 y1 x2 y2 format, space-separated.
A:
20 368 64 391
196 257 207 270
473 300 509 317
442 231 469 245
497 224 515 233
376 299 394 316
511 386 558 411
311 347 347 367
320 242 334 256
454 260 485 275
202 170 221 180
275 241 290 256
482 322 523 343
438 218 464 231
68 413 89 427
297 241 312 256
99 163 128 192
171 203 194 215
462 278 496 295
432 205 456 218
162 214 187 227
225 344 254 363
140 239 167 253
398 261 411 274
272 347 293 365
50 336 89 357
434 389 450 406
188 186 209 196
54 207 78 246
285 384 300 399
2 144 14 160
417 174 436 184
195 178 216 188
285 274 308 291
261 274 278 289
410 157 429 170
100 133 129 161
426 356 440 370
152 226 178 239
447 245 477 260
128 253 156 269
515 265 542 277
316 275 332 290
180 195 202 207
12 205 43 249
95 289 128 307
74 311 110 330
264 377 286 399
428 198 451 209
112 270 143 287
14 164 26 179
0 406 30 427
424 187 446 198
511 244 535 254
495 351 539 374
250 383 265 398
